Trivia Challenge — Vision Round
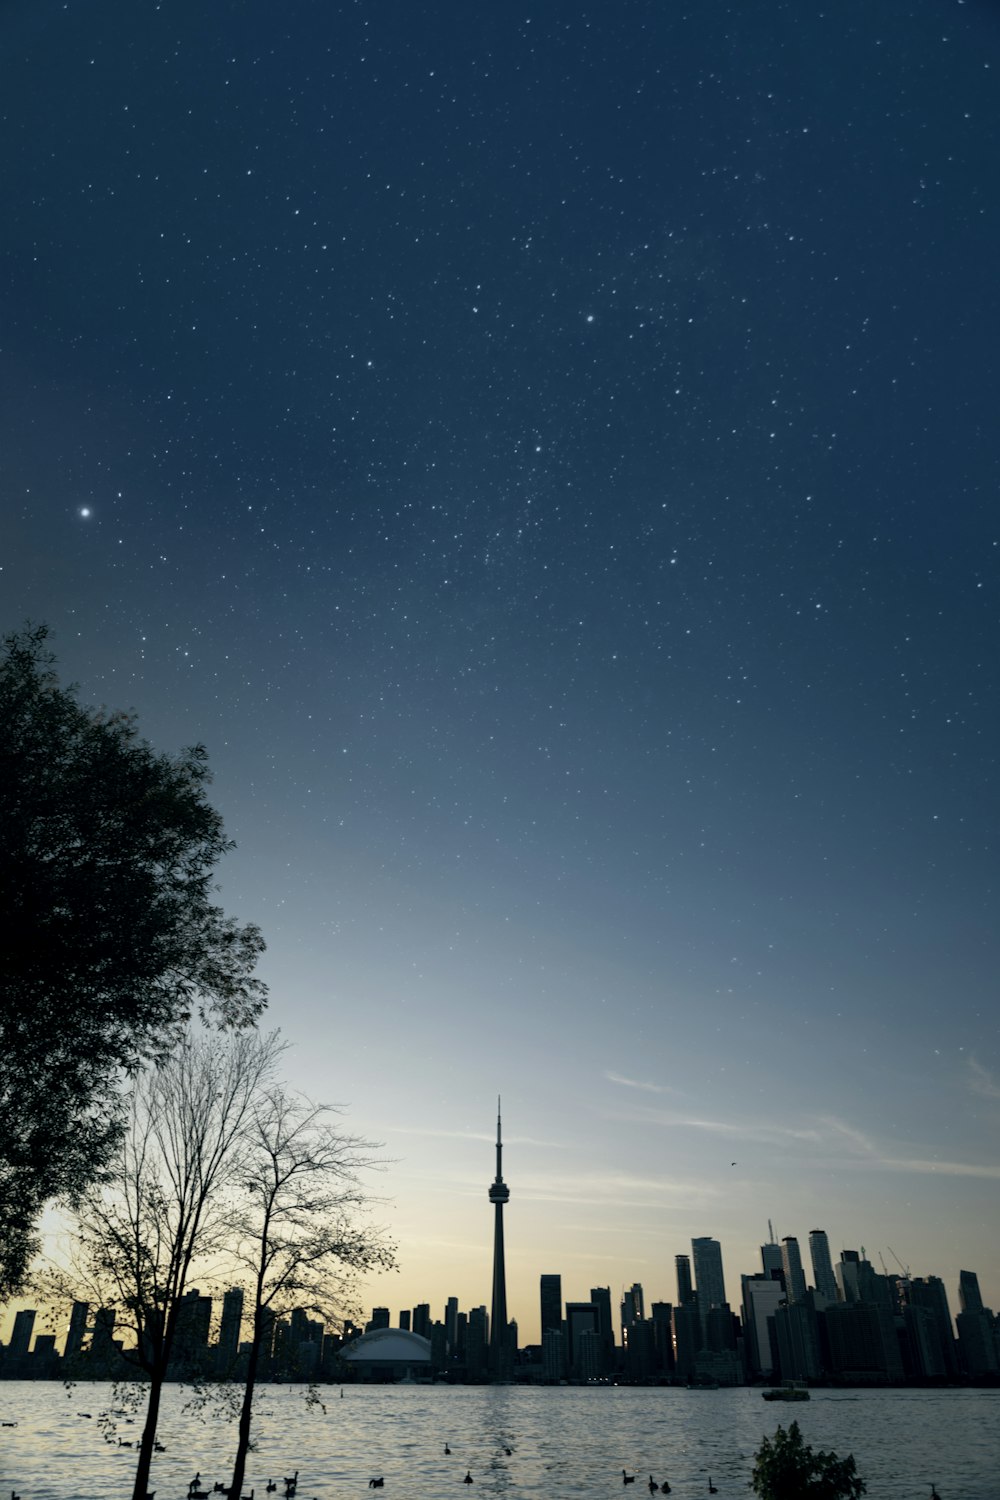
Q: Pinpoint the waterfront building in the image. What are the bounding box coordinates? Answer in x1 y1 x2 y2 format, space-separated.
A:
64 1301 88 1361
412 1303 431 1340
650 1302 675 1375
540 1274 562 1338
675 1254 694 1306
590 1286 615 1373
216 1287 244 1375
760 1229 784 1281
692 1237 726 1336
781 1236 807 1304
773 1295 822 1381
906 1276 959 1377
487 1101 512 1381
741 1274 783 1379
959 1269 984 1313
9 1309 35 1358
541 1326 566 1381
808 1229 839 1303
565 1302 599 1373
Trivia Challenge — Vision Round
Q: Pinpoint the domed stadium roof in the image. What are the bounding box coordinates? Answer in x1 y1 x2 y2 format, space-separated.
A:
340 1327 432 1363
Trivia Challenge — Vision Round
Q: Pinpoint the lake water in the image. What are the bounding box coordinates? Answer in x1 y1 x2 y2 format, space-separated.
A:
0 1382 996 1500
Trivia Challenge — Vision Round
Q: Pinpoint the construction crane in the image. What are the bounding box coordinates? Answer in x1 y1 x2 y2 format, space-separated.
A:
887 1245 911 1279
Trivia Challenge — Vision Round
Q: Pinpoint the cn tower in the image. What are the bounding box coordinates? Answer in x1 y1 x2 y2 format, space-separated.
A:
488 1097 511 1381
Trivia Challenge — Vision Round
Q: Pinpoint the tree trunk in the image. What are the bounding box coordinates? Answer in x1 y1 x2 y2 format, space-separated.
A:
132 1361 166 1500
228 1318 263 1500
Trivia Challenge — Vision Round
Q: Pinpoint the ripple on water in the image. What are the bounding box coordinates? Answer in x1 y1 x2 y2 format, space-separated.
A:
1 1383 998 1500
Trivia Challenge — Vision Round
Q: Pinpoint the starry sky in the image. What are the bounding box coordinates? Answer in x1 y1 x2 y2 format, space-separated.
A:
3 0 999 1342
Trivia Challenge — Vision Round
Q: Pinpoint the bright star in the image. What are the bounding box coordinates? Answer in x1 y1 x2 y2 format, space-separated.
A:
79 507 91 518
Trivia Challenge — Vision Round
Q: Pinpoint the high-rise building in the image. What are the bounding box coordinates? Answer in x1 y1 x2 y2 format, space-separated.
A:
590 1286 615 1373
808 1229 838 1303
781 1237 807 1304
760 1225 784 1281
445 1296 459 1351
959 1269 984 1314
741 1275 783 1378
620 1282 645 1333
565 1302 599 1377
9 1309 35 1357
540 1275 562 1338
368 1307 391 1331
467 1305 488 1378
692 1237 726 1331
487 1100 512 1381
836 1249 861 1303
412 1303 431 1340
216 1286 244 1374
64 1301 89 1360
675 1255 694 1306
906 1276 959 1377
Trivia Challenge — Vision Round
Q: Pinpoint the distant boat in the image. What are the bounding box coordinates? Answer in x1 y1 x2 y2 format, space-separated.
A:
762 1383 810 1401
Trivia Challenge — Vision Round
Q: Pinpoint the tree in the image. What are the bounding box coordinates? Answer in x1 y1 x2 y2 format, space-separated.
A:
56 1028 283 1500
0 625 267 1295
224 1088 396 1500
751 1420 867 1500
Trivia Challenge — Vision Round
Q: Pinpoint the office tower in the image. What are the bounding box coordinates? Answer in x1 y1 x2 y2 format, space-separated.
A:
542 1326 566 1381
65 1301 89 1360
836 1249 861 1303
565 1302 600 1376
216 1286 244 1374
368 1306 391 1331
808 1229 838 1302
672 1302 701 1382
445 1296 458 1351
621 1282 645 1329
741 1275 783 1379
959 1269 984 1313
761 1221 784 1280
590 1286 615 1373
467 1305 488 1378
650 1302 675 1374
692 1237 726 1334
906 1276 959 1377
540 1274 562 1337
676 1254 694 1305
773 1298 822 1381
399 1309 411 1331
781 1236 807 1304
412 1303 431 1340
488 1099 512 1381
623 1318 656 1380
9 1309 35 1357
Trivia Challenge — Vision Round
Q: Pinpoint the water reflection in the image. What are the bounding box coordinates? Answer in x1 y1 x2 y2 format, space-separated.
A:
0 1383 996 1500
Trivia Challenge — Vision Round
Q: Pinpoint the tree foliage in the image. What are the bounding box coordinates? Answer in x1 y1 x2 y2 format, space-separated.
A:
0 625 267 1295
751 1420 867 1500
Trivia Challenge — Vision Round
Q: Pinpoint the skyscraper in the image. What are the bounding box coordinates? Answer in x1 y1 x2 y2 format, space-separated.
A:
808 1229 838 1303
216 1286 244 1375
676 1254 694 1306
781 1236 807 1304
959 1269 984 1314
692 1237 726 1323
488 1099 511 1381
540 1274 562 1338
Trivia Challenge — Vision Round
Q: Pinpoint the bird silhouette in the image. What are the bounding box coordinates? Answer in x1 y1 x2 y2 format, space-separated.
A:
649 1479 659 1493
464 1472 474 1485
267 1485 277 1495
444 1445 452 1455
368 1480 384 1489
708 1482 718 1495
623 1473 636 1486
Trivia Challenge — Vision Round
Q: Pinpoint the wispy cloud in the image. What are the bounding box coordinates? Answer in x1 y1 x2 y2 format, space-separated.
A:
968 1057 1000 1101
605 1071 680 1096
875 1156 1000 1181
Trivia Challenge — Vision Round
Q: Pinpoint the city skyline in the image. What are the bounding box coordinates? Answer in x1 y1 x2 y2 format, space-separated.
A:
3 0 999 1344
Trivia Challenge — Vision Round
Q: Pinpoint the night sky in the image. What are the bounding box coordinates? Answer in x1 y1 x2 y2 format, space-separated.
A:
3 0 999 1340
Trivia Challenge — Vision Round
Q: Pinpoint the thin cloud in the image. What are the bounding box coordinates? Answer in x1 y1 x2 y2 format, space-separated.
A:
967 1057 1000 1100
875 1155 1000 1181
605 1071 680 1096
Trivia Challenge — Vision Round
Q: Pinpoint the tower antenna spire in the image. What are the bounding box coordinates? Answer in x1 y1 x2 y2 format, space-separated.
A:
488 1096 511 1381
